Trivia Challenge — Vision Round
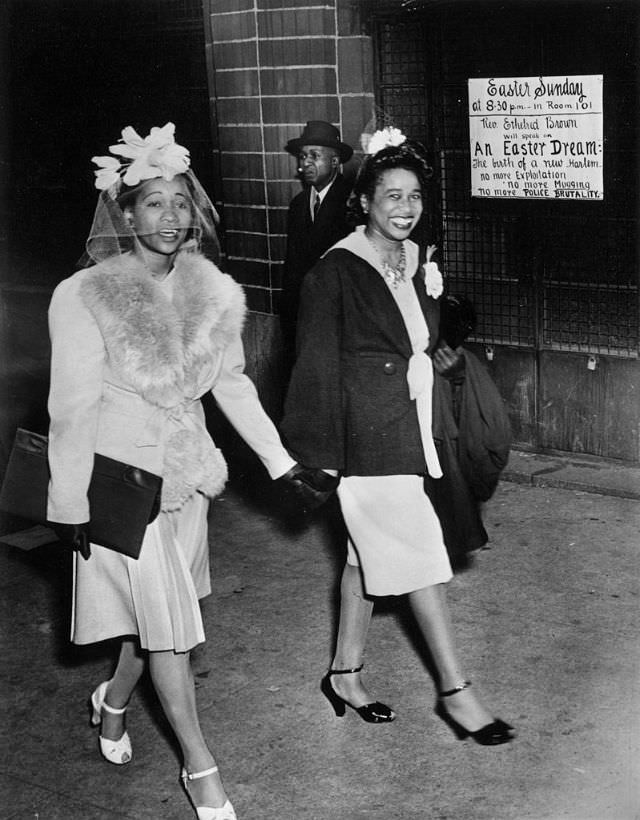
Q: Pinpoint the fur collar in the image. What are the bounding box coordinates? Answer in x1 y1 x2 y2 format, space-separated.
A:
79 251 246 407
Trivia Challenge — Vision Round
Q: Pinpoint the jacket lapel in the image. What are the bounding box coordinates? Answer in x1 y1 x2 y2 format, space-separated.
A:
349 253 441 357
312 174 347 231
347 254 414 357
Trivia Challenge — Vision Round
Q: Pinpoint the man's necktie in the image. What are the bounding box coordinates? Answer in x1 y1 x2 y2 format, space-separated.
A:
313 192 320 221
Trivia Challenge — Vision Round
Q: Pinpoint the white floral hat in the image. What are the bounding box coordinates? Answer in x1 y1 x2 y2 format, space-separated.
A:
80 123 220 267
91 122 190 191
362 126 407 156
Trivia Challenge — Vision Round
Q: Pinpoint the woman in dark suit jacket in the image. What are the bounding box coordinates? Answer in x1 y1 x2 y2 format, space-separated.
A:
282 134 514 745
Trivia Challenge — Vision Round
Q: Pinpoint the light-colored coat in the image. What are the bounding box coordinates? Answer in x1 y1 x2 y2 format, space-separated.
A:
48 250 294 523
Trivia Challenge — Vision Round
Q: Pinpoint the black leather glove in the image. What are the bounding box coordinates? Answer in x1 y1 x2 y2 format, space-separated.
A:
433 342 466 379
278 464 340 514
52 522 91 560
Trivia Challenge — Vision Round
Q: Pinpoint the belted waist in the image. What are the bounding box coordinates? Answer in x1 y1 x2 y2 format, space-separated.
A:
100 382 202 448
406 351 443 479
136 399 202 447
407 351 431 400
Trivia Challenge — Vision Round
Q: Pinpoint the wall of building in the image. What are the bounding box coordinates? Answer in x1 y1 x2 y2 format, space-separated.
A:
368 0 639 461
203 0 375 415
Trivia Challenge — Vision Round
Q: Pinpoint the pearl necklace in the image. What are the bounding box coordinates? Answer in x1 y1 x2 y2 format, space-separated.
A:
367 236 407 288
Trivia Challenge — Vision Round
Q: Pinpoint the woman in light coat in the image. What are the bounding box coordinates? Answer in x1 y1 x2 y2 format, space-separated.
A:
47 123 317 820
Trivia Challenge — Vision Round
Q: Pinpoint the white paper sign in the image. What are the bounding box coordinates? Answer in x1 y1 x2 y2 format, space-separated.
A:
468 75 603 200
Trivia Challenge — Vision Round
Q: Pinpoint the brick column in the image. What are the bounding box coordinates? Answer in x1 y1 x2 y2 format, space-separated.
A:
203 0 374 411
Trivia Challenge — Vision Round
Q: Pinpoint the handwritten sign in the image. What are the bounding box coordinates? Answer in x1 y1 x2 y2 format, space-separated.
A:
468 75 603 200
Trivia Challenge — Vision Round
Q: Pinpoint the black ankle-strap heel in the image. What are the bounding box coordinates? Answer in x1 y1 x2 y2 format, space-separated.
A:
435 681 515 746
321 665 396 723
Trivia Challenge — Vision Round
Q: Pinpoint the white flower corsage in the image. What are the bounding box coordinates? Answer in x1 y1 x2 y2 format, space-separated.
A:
364 126 406 156
92 122 190 190
423 245 443 299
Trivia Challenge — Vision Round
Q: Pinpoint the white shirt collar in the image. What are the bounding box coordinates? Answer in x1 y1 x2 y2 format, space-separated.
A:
329 225 419 281
310 175 337 212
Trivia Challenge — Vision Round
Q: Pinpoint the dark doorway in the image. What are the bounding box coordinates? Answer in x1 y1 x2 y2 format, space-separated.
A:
1 0 214 481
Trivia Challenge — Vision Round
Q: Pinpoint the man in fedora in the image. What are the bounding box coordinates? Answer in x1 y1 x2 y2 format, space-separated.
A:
280 121 353 372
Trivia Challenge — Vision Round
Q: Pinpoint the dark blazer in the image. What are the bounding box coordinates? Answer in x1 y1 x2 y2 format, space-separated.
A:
280 174 352 352
281 247 440 476
425 350 511 560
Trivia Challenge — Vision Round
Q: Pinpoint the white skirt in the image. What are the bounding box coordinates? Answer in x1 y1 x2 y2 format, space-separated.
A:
338 474 453 596
71 492 210 652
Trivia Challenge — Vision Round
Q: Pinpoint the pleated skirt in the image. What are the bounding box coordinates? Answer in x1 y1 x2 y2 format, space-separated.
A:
338 474 453 596
71 492 210 652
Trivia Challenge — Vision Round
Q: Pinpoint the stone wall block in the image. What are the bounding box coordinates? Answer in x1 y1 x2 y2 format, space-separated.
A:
258 7 334 38
214 69 259 98
267 207 289 236
226 232 269 260
223 178 266 205
337 1 365 37
222 152 264 180
218 125 263 153
341 95 376 152
259 38 335 67
222 205 267 233
211 9 254 41
217 97 261 124
269 235 287 263
226 258 270 288
207 0 253 13
338 37 374 94
244 286 272 314
260 67 336 96
212 40 257 69
259 0 322 9
265 152 297 181
267 179 300 208
262 96 339 125
263 124 302 153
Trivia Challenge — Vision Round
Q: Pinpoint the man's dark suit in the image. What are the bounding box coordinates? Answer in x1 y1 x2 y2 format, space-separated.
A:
280 174 352 360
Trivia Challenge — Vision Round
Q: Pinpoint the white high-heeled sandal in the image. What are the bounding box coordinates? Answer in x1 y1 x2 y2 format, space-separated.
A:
90 680 132 765
181 765 237 820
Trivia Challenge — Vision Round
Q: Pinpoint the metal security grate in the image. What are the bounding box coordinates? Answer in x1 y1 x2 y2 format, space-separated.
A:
439 146 535 347
541 215 638 355
374 9 639 359
375 21 429 140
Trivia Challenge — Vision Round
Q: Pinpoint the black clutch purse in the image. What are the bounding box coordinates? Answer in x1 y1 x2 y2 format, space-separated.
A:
0 428 162 559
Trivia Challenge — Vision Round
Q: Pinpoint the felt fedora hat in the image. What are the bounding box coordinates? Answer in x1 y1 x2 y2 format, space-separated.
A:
285 121 353 163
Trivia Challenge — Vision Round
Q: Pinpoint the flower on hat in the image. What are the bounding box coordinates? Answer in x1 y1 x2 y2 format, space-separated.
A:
91 123 190 191
364 126 407 156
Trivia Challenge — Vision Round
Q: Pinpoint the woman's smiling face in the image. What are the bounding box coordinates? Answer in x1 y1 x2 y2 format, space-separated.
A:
362 167 423 244
127 177 192 256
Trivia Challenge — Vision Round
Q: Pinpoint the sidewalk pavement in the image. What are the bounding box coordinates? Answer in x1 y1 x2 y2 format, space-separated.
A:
503 449 640 500
1 454 639 819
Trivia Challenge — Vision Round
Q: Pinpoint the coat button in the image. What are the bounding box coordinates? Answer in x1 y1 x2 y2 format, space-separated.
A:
383 361 397 375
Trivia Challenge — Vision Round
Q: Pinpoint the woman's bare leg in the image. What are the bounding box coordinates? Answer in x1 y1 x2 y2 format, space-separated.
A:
408 583 494 730
101 638 145 741
328 563 376 706
149 649 229 809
